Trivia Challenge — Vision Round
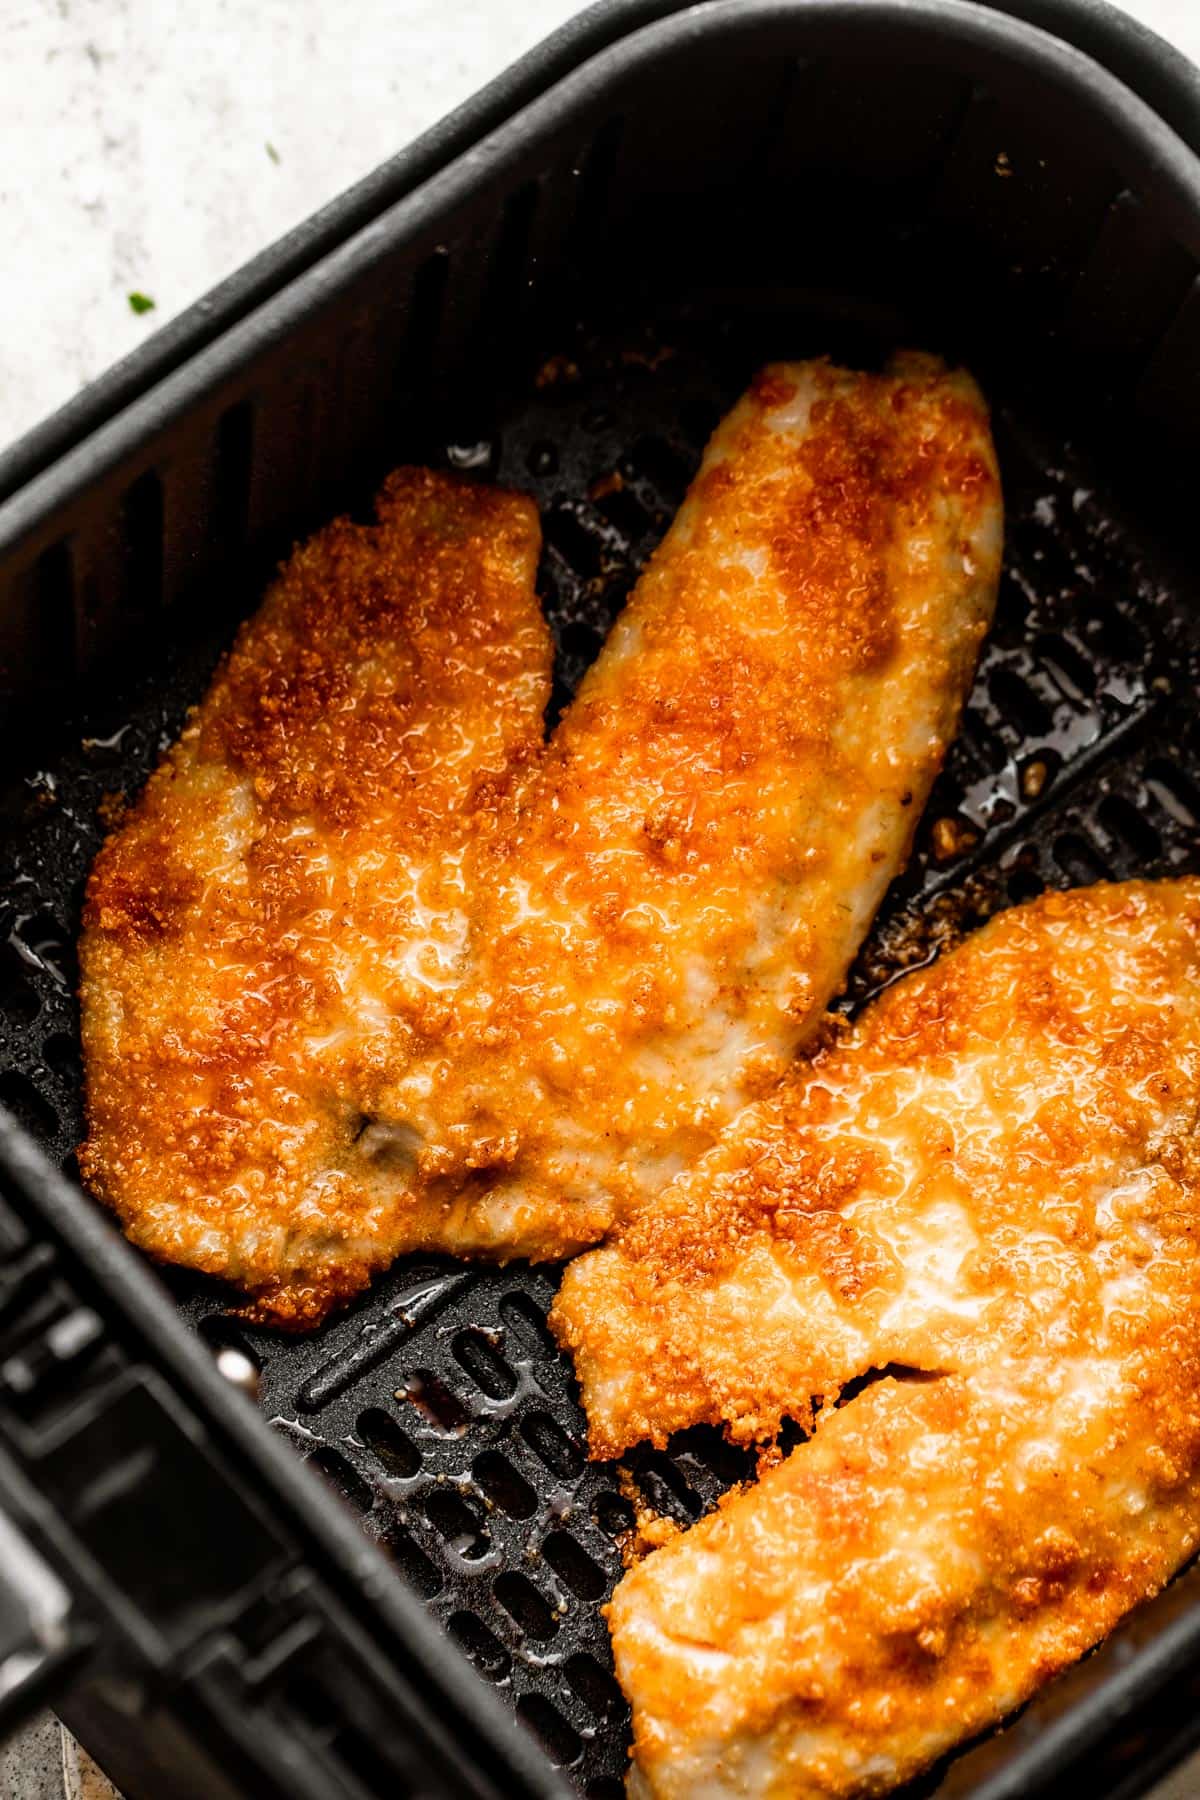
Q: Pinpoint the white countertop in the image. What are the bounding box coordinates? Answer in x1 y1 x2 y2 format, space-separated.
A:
2 0 1199 453
1 3 1199 1798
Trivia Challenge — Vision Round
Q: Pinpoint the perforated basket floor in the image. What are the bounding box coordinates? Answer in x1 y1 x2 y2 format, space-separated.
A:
1 319 1198 1797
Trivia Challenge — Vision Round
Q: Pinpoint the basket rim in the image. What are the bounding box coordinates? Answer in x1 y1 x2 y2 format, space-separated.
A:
0 0 1197 519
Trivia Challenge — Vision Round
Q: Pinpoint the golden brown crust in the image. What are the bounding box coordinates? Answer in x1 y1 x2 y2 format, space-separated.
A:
374 356 1002 1260
80 356 1001 1320
554 879 1200 1457
79 469 552 1322
611 1344 1200 1799
606 879 1200 1797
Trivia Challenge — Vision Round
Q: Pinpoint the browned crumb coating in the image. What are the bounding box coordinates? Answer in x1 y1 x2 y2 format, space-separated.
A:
605 878 1200 1798
79 469 551 1323
80 355 1001 1323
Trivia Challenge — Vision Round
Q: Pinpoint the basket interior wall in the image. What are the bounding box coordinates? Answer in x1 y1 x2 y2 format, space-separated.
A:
1 13 1199 1799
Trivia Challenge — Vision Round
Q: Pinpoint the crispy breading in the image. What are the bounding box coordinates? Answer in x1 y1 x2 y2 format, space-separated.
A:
80 355 1000 1323
554 879 1200 1456
606 878 1200 1798
78 469 552 1323
374 355 1001 1260
611 1344 1200 1800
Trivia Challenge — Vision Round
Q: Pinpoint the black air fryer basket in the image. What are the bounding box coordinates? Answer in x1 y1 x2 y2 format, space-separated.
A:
2 2 1200 1796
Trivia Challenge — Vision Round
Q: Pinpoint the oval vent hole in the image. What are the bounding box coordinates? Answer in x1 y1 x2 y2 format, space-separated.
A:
358 1407 421 1479
494 1571 556 1639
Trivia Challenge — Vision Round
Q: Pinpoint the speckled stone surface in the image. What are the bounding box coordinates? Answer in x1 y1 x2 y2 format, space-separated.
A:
0 1717 66 1800
1 1717 117 1800
0 0 580 450
1 1720 117 1800
2 1 1200 1796
1 0 1198 452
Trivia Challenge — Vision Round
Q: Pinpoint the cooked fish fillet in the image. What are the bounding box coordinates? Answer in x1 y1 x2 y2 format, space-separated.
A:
611 1339 1200 1800
376 354 1001 1260
81 356 1000 1323
79 469 552 1324
553 879 1200 1456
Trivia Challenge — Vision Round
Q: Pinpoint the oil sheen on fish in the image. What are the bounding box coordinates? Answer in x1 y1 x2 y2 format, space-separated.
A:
79 469 552 1324
374 354 1002 1263
606 878 1200 1798
553 879 1200 1456
611 1345 1200 1800
81 355 1000 1324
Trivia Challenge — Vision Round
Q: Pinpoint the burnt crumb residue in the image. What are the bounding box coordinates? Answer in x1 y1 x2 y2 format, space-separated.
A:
615 1466 682 1565
930 815 981 863
846 873 1012 1007
534 352 581 389
1021 756 1051 801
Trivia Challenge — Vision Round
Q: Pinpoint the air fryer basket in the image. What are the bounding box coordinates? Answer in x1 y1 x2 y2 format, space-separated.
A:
2 3 1200 1797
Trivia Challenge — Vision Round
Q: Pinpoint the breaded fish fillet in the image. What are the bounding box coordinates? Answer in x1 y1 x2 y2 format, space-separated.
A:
376 355 1001 1260
609 879 1200 1796
553 879 1200 1456
611 1342 1200 1800
79 469 552 1323
80 356 1000 1323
